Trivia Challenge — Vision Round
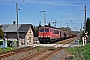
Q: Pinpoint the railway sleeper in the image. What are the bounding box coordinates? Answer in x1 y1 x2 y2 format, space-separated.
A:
39 47 61 60
21 48 48 60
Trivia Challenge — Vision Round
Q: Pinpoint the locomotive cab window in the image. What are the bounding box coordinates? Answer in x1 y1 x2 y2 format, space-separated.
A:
40 29 44 32
45 29 49 32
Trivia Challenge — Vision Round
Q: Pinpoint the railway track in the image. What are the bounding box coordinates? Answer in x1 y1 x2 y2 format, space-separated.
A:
0 46 40 60
54 37 75 44
0 37 75 60
38 38 75 60
21 37 75 60
21 47 49 60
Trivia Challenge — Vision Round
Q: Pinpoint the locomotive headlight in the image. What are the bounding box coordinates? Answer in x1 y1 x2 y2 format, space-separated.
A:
48 36 50 37
39 36 42 37
46 36 50 37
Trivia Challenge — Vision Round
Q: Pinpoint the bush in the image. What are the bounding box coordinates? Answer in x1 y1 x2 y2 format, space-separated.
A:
7 41 11 47
87 35 90 43
0 41 3 45
67 44 90 60
0 28 4 39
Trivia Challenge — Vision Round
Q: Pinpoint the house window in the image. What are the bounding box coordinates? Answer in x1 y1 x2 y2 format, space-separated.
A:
29 37 31 43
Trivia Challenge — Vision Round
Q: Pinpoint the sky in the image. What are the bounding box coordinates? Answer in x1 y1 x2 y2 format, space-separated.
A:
0 0 90 31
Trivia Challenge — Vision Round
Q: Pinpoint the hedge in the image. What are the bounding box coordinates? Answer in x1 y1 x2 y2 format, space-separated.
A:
0 41 3 45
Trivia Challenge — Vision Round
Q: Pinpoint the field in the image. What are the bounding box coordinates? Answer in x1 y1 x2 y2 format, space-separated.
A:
0 47 17 53
67 44 90 60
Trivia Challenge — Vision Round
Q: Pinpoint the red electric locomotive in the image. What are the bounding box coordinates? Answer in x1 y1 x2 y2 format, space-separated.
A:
38 27 66 43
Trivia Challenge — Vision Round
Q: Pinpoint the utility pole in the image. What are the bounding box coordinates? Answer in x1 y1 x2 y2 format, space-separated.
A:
44 12 46 26
84 6 86 32
81 23 82 32
80 23 82 36
39 11 46 26
52 20 57 27
66 23 68 37
16 3 21 47
16 3 19 47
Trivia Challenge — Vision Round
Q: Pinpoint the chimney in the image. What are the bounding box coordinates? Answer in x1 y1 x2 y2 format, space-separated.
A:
13 21 16 24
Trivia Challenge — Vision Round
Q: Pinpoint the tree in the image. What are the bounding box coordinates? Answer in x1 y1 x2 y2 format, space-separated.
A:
58 27 71 34
39 22 42 28
0 28 4 39
33 25 36 36
86 18 90 35
34 26 39 37
47 21 51 27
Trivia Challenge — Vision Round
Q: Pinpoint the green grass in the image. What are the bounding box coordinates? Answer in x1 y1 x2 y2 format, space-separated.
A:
35 46 48 51
35 47 41 51
67 44 90 60
0 47 17 53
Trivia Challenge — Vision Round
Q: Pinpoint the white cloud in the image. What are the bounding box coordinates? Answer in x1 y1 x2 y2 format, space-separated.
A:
52 2 83 7
45 0 90 7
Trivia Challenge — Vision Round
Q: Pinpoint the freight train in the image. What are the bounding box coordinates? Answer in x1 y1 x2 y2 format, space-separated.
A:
38 27 77 44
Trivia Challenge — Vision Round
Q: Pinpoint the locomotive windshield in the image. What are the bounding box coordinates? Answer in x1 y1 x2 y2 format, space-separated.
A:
39 29 49 32
45 29 49 32
40 29 44 32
